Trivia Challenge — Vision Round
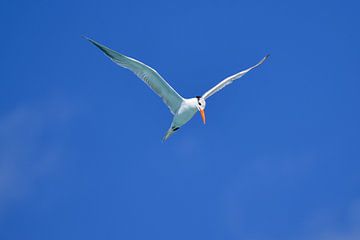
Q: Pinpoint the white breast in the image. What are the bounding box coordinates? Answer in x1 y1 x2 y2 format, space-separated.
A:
172 98 198 127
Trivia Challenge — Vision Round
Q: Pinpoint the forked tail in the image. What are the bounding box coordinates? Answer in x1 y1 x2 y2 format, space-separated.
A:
162 126 180 142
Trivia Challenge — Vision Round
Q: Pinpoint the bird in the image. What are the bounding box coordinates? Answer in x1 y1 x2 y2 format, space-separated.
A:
85 37 269 141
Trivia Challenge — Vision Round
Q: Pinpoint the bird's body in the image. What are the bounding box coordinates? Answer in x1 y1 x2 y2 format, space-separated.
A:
173 98 198 127
86 37 269 141
164 98 198 140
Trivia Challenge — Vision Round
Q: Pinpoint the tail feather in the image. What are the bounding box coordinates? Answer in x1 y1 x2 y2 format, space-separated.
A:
163 126 181 142
163 129 175 142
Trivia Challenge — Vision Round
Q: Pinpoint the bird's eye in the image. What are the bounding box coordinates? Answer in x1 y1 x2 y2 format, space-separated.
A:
199 102 202 106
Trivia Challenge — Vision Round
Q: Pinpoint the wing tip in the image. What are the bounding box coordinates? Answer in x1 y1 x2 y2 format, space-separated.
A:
83 36 116 60
257 54 270 66
262 54 270 62
82 35 95 44
83 36 101 48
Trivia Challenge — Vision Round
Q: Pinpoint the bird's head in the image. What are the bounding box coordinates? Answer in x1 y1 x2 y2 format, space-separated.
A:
196 96 206 124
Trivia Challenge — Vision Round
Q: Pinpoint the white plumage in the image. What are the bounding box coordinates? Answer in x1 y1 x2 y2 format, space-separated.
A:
86 37 269 141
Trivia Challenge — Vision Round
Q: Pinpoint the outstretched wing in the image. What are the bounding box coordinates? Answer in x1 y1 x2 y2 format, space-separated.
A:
86 37 184 115
202 55 269 99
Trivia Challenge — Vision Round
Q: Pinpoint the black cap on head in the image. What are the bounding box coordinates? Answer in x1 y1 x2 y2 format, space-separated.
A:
196 96 201 99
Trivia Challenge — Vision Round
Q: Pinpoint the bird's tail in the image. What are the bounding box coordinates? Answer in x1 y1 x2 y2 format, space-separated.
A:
163 126 180 142
163 129 175 142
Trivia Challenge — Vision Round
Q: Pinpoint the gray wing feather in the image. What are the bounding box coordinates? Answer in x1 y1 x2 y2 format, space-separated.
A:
86 37 184 114
202 55 269 99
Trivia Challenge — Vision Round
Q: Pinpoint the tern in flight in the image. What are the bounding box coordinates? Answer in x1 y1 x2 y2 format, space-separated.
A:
86 37 269 141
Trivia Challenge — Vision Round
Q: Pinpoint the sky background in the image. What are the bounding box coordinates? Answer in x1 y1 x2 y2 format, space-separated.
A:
1 0 360 239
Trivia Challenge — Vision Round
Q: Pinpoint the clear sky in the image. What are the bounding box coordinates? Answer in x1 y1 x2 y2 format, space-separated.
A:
1 0 359 239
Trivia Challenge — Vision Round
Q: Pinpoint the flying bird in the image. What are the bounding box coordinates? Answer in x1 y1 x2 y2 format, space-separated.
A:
85 37 269 141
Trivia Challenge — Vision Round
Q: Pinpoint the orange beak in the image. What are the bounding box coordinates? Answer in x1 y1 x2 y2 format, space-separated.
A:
199 109 206 124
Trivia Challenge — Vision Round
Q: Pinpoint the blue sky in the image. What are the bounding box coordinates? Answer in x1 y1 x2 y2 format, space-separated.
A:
1 0 360 239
